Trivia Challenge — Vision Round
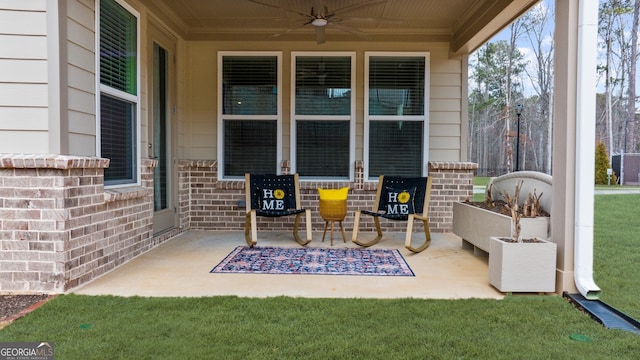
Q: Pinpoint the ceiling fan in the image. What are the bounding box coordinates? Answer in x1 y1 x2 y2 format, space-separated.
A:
248 0 390 44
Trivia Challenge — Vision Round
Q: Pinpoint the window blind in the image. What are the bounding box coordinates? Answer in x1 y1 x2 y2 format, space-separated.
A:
296 120 350 178
222 56 277 115
99 0 139 185
100 0 137 95
100 94 137 183
224 120 277 176
295 56 351 115
369 120 423 177
368 56 424 116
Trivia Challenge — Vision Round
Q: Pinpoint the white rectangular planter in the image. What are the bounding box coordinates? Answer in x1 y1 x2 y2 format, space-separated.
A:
488 237 557 293
452 202 550 254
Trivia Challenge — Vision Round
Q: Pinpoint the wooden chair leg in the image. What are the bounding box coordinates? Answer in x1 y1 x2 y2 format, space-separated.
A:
330 221 335 246
351 210 362 243
353 214 383 248
339 221 346 243
292 212 312 246
244 211 258 247
322 221 329 243
405 214 432 253
305 209 312 243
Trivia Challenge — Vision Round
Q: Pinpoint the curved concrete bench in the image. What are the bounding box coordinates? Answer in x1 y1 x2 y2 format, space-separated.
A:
453 171 552 255
486 171 552 214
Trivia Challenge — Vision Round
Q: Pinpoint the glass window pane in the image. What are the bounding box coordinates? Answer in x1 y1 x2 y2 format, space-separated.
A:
369 56 424 116
296 121 350 178
153 43 168 211
224 120 277 176
222 56 277 115
100 0 137 95
101 94 137 184
296 57 351 115
369 120 422 178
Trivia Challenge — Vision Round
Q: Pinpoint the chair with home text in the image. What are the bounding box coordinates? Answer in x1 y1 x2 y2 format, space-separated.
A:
351 175 433 253
244 173 312 247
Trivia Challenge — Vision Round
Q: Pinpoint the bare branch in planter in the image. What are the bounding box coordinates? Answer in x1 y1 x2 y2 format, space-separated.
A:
486 183 495 208
501 180 523 242
527 189 543 218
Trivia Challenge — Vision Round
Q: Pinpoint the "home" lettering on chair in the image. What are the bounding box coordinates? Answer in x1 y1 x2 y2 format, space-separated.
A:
261 188 285 210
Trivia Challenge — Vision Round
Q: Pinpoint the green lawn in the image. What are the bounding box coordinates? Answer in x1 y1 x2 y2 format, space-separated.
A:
473 176 491 187
1 195 640 359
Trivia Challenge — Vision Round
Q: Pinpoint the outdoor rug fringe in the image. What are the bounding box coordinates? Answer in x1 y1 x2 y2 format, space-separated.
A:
210 246 414 276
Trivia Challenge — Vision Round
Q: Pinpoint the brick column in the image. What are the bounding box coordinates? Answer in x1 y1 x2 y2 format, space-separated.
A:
0 154 160 293
0 155 109 292
428 161 478 232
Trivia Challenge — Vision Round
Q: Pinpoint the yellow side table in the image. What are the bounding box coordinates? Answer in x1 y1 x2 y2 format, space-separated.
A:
318 188 349 246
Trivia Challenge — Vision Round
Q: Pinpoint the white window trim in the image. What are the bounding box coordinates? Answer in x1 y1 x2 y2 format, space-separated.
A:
290 52 356 181
217 51 283 180
363 52 430 181
95 0 142 188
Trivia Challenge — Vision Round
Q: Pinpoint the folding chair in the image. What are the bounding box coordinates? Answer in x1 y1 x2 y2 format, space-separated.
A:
351 175 433 253
244 173 312 247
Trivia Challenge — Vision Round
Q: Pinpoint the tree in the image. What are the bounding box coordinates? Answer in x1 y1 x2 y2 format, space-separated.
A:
626 0 639 153
522 2 554 173
468 0 640 176
595 141 617 184
598 0 633 157
469 39 526 175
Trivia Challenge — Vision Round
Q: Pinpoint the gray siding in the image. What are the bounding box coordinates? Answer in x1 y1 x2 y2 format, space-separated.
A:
67 0 97 155
0 1 49 153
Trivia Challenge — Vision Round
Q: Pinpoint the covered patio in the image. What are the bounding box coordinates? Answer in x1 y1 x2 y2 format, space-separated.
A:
72 231 504 299
0 0 601 300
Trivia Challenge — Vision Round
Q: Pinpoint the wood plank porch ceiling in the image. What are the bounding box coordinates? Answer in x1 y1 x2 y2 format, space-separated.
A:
144 0 540 54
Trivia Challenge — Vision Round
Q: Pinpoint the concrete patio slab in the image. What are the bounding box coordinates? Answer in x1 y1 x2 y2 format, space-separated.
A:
72 231 504 300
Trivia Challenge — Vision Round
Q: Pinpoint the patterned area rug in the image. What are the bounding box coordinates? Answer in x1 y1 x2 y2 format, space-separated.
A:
210 246 414 276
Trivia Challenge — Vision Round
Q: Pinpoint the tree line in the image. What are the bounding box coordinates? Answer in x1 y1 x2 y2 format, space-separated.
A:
468 0 639 177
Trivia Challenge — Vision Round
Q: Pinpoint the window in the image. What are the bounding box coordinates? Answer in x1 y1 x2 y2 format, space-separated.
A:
292 53 355 180
365 53 429 179
98 0 139 186
219 53 281 178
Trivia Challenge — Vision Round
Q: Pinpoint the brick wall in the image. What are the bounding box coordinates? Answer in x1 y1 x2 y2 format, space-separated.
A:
181 160 478 234
0 155 167 293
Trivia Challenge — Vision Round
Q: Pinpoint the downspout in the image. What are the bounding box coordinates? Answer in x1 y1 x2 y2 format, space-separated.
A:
574 0 601 300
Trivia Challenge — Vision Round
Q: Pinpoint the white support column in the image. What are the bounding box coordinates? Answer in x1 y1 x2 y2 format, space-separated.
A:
573 0 601 299
551 0 601 298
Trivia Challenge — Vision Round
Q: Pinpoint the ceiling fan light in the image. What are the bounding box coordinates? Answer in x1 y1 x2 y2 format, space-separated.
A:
312 18 328 27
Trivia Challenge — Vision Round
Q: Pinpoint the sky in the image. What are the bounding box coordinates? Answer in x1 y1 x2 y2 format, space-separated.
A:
480 0 555 97
485 0 639 97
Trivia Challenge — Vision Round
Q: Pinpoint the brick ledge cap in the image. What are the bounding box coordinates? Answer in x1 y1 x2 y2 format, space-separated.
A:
429 161 478 170
0 154 110 169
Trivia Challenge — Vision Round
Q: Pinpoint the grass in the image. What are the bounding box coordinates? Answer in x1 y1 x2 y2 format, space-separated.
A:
595 184 640 189
593 194 640 319
1 195 640 359
473 176 491 187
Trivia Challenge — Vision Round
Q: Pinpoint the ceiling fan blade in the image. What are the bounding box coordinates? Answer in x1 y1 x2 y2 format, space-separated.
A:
337 16 403 25
268 21 311 39
329 22 372 40
329 0 387 17
311 0 324 17
315 26 326 45
248 0 311 19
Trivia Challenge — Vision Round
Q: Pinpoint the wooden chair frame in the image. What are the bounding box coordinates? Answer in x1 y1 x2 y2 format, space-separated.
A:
244 173 312 247
351 175 433 253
